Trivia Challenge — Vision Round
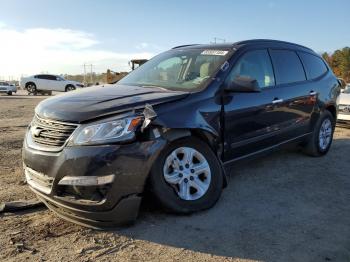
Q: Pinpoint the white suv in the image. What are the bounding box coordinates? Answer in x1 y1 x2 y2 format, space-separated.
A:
20 74 84 95
0 81 17 95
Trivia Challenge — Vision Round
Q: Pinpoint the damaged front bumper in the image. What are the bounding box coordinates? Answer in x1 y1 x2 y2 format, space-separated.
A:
22 137 166 229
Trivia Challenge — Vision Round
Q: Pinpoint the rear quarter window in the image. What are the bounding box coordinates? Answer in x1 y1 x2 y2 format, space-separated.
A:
270 50 306 85
298 52 328 80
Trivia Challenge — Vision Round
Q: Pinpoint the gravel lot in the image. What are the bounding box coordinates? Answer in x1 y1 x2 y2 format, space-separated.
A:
1 91 350 262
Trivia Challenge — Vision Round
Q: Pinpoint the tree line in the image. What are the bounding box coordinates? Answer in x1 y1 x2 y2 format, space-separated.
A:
322 47 350 83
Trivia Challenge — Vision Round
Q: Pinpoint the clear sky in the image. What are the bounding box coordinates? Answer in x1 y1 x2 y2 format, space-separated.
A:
0 0 349 79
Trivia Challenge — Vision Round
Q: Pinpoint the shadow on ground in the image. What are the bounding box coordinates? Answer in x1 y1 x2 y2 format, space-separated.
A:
116 138 350 261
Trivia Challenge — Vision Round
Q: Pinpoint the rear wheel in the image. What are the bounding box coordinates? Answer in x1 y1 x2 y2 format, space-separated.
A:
149 137 223 213
303 110 335 156
26 83 37 95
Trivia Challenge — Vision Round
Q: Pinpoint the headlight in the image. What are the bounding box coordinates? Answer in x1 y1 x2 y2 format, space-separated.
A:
72 116 142 145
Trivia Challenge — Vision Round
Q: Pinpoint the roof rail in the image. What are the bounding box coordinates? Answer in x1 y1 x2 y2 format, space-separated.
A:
234 39 312 51
172 44 200 49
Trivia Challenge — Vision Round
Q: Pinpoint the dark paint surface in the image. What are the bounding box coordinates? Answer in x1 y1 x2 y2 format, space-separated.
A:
35 84 189 123
23 40 341 227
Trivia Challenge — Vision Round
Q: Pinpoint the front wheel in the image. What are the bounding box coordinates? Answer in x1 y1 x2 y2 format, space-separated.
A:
65 85 76 92
149 137 223 213
303 110 335 156
7 91 12 95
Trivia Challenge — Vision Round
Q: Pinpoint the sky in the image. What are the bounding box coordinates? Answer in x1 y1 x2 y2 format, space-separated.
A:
0 0 349 79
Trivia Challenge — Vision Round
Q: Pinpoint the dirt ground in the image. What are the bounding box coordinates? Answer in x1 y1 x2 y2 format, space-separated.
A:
1 91 350 262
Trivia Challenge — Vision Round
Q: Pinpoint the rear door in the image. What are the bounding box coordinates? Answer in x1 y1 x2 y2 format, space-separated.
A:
269 49 315 137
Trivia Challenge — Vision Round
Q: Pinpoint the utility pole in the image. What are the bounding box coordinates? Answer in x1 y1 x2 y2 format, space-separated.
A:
82 63 86 84
89 64 93 84
82 63 94 84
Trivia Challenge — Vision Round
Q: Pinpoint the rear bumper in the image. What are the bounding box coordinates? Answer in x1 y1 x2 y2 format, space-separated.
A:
22 136 166 228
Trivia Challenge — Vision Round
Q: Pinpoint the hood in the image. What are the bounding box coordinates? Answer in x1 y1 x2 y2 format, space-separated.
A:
339 92 350 105
35 84 189 123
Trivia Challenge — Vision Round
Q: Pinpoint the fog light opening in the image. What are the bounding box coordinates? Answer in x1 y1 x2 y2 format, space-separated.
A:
58 174 115 186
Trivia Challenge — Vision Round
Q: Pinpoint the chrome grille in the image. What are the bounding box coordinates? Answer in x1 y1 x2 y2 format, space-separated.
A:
339 104 350 115
31 115 78 148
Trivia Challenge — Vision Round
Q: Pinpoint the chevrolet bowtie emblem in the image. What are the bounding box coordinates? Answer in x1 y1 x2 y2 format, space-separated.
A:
31 125 43 137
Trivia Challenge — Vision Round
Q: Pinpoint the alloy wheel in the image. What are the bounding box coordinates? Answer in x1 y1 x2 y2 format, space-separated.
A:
163 147 211 201
319 118 332 150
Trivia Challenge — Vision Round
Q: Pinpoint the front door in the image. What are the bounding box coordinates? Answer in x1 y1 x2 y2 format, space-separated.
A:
223 49 284 161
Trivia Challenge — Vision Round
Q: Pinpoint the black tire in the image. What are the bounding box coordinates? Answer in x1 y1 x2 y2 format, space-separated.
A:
7 91 12 95
303 110 335 157
149 137 223 214
26 83 37 95
65 85 76 92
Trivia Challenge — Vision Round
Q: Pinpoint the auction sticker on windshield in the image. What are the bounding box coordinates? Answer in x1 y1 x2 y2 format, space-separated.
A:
201 50 228 56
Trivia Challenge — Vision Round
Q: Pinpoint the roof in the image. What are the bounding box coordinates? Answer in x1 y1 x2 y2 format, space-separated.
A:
172 39 313 52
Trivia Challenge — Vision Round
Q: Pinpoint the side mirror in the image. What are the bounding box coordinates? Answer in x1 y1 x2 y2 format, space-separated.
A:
225 76 261 93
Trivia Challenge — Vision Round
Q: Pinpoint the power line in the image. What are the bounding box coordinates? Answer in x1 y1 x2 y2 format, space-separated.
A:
211 37 226 44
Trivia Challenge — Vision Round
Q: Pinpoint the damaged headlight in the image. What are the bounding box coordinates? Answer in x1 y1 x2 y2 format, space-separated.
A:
71 116 142 145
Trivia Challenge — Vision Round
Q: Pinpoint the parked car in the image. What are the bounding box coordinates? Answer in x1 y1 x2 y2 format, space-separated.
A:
20 74 84 95
22 40 341 228
338 86 350 125
0 81 17 95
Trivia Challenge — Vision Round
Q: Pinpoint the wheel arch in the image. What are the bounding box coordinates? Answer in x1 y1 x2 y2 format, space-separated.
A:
325 104 337 120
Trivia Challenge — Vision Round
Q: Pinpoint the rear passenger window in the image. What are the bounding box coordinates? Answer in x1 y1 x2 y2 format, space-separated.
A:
299 52 328 80
227 49 275 88
270 50 306 85
47 75 57 81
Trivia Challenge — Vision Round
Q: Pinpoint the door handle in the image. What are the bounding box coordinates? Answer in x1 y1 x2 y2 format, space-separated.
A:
309 91 317 96
272 98 283 104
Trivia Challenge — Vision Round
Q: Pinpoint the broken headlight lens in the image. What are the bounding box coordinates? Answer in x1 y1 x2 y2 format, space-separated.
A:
72 117 141 145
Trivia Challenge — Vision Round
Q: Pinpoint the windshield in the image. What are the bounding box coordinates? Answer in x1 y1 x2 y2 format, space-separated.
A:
119 48 231 91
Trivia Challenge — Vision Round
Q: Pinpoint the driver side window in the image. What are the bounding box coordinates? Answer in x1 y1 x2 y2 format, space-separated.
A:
227 49 275 88
154 57 183 81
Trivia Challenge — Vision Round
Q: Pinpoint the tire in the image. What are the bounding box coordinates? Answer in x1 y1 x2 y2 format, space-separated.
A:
26 83 37 95
7 91 12 95
149 137 223 213
303 110 335 157
65 85 76 92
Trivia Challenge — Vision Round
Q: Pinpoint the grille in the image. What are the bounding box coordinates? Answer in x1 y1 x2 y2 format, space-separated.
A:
31 115 78 148
25 167 54 194
339 104 350 115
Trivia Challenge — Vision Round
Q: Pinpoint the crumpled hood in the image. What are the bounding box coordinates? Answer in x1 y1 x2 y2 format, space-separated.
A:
35 84 189 123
